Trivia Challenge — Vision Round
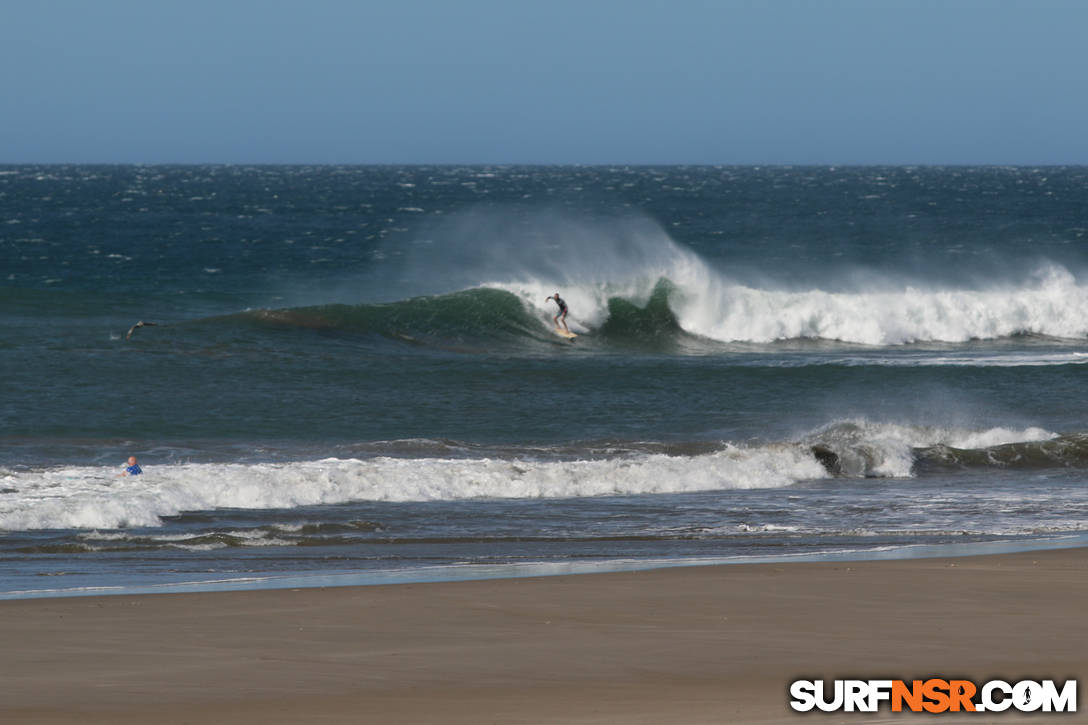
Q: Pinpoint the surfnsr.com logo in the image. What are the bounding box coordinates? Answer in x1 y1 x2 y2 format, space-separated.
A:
790 679 1077 713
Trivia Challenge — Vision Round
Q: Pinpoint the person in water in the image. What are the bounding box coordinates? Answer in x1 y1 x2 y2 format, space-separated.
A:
122 456 142 476
546 292 569 332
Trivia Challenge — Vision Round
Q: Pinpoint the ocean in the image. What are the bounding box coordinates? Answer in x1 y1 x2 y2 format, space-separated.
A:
3 164 1088 598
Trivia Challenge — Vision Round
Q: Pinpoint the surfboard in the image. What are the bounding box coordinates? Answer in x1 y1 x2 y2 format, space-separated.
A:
554 328 577 340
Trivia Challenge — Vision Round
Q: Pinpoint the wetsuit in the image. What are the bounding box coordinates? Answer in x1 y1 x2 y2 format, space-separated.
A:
125 464 142 476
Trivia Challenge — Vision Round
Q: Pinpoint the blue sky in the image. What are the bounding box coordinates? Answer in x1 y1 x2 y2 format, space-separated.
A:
3 0 1086 164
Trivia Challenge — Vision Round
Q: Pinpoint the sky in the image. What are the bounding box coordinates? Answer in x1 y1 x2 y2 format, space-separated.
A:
2 0 1086 165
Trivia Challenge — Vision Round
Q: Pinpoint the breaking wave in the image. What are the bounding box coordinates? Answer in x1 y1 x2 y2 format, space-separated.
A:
208 261 1088 355
2 421 1081 532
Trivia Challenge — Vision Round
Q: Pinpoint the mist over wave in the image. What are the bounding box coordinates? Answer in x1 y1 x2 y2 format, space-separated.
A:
372 205 1088 346
492 251 1088 346
224 205 1088 351
672 262 1088 345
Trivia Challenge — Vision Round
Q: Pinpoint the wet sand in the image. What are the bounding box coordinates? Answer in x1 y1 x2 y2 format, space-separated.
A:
2 548 1085 724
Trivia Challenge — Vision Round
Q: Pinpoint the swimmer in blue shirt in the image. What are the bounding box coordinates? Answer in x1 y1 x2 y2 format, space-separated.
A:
122 456 142 476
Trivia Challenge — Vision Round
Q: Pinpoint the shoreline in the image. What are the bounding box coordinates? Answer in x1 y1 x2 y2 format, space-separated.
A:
2 547 1085 724
4 532 1086 601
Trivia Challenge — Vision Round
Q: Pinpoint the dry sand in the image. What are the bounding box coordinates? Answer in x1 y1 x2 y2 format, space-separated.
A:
1 548 1085 724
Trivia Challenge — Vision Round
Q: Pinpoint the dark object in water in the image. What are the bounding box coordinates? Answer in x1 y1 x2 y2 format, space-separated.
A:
811 445 841 475
125 320 157 340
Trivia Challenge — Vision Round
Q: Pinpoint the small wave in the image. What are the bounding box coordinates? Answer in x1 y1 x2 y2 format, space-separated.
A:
3 420 1082 532
917 432 1088 472
811 351 1088 368
0 446 827 531
805 419 1060 477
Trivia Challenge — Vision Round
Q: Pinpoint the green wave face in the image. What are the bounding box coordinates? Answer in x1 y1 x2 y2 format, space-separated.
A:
592 279 694 352
917 433 1088 472
239 287 547 347
227 280 701 353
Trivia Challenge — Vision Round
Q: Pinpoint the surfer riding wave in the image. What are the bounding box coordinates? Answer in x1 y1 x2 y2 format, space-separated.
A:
547 292 570 333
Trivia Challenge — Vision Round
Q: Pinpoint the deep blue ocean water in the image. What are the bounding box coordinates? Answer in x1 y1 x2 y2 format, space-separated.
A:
3 165 1088 597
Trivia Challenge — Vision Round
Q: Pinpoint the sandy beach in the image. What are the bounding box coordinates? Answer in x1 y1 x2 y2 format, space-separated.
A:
2 548 1085 724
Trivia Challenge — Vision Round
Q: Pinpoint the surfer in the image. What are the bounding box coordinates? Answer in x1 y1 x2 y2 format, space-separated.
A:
546 292 569 332
121 456 142 476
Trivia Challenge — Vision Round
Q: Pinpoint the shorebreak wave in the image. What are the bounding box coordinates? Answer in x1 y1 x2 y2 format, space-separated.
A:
2 421 1081 532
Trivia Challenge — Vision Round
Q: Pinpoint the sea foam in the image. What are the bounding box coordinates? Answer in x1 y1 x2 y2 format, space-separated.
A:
0 422 1059 531
804 420 1057 478
681 263 1088 344
0 446 826 531
478 215 1088 344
